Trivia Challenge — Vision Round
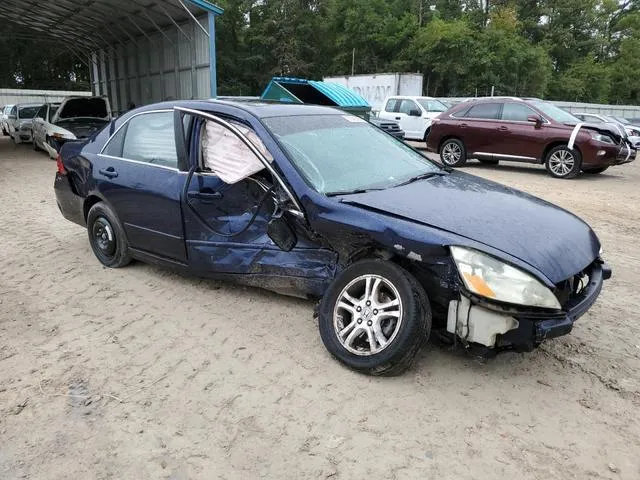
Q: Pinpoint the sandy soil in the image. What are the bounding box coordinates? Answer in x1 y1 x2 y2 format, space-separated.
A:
1 136 639 480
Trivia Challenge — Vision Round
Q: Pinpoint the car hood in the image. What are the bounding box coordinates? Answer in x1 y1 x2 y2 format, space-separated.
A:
340 172 600 284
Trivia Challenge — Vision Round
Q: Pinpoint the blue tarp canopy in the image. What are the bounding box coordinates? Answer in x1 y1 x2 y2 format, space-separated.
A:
261 77 370 111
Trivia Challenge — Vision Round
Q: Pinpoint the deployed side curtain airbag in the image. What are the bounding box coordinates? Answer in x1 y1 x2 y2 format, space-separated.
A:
202 120 273 184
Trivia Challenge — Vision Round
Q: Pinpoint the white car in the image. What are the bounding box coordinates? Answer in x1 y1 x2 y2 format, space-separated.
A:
1 105 14 136
31 96 112 159
7 103 42 144
378 96 449 142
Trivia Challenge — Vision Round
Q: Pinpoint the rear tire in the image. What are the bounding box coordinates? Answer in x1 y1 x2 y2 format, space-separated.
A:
318 259 431 376
582 167 608 174
545 145 581 179
439 138 467 167
87 202 132 268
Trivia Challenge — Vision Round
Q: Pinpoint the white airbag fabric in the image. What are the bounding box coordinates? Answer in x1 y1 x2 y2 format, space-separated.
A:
202 120 273 184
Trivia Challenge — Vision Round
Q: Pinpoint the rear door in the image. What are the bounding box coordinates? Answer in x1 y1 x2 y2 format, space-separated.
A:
458 102 503 156
95 109 187 262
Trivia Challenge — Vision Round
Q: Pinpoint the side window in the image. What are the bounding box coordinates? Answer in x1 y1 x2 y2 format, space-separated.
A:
102 123 128 157
36 106 46 119
398 100 419 115
121 111 178 168
385 99 398 112
201 120 272 185
465 103 501 120
501 103 537 122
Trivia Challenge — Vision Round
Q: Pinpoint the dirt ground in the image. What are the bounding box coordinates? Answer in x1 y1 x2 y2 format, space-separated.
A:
1 135 639 480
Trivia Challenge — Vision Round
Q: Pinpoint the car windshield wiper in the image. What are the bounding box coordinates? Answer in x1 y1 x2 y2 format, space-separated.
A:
391 170 448 188
325 187 386 197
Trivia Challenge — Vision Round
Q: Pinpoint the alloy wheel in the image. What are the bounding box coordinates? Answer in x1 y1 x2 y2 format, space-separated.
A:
442 142 462 165
333 274 403 356
548 149 575 177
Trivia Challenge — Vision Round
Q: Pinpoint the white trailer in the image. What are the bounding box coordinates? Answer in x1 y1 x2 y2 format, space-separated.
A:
323 73 423 112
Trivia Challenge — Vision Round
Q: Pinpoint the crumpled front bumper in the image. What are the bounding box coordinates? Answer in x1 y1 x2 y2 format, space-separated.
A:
497 260 611 351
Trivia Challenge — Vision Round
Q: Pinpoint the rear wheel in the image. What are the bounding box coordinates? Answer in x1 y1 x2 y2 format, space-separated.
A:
439 138 467 167
318 259 431 376
545 145 581 179
87 202 132 268
582 167 608 174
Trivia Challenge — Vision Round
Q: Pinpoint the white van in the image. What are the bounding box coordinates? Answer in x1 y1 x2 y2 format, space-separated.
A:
378 96 449 142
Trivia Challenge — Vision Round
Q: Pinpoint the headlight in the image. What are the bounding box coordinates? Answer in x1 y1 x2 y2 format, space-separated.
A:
591 132 615 144
450 246 561 309
52 132 76 140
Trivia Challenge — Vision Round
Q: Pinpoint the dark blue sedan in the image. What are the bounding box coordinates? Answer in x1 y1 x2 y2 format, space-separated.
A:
54 100 611 375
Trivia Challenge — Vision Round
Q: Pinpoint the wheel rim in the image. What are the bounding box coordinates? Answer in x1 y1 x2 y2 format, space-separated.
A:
92 217 116 258
549 149 575 176
333 274 403 356
442 142 462 165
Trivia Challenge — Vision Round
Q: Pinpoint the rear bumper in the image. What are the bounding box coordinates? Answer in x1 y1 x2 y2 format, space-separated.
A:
54 172 86 227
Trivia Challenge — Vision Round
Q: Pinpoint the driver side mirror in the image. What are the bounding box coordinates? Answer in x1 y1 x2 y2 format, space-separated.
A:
409 109 422 117
527 114 543 126
268 212 297 251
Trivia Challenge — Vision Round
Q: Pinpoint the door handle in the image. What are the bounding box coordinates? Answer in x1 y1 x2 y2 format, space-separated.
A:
395 117 401 120
98 167 118 179
460 123 468 128
498 126 509 131
188 190 223 202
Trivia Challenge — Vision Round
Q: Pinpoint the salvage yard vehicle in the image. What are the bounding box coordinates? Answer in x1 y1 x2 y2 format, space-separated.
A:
369 116 405 139
573 112 640 148
31 102 60 156
1 104 14 136
7 103 42 144
427 97 636 178
378 95 449 142
33 96 112 159
55 100 611 375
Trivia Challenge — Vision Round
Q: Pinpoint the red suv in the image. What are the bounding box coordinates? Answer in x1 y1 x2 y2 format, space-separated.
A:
427 98 636 179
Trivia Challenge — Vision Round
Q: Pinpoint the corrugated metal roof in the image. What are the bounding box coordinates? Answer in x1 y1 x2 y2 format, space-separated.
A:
308 80 369 108
0 0 222 52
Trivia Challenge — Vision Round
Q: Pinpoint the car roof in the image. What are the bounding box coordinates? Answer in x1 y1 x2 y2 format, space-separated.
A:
17 103 43 107
133 99 346 119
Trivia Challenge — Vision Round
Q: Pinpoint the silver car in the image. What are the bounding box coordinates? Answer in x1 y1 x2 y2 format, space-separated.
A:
1 104 14 136
7 103 42 144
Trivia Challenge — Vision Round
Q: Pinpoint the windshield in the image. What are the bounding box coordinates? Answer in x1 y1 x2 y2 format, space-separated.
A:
417 98 448 113
19 106 41 119
263 114 441 194
529 101 580 123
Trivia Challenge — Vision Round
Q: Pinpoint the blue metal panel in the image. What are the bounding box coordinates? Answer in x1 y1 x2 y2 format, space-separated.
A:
309 80 369 107
208 12 217 97
185 0 224 15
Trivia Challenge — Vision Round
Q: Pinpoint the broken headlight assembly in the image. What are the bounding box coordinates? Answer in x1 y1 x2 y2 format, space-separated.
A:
591 132 615 145
450 246 561 310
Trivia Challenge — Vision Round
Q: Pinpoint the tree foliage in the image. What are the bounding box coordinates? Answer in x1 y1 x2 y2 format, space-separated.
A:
1 0 638 104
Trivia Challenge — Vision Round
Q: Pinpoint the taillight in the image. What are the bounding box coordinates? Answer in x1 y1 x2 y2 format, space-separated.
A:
56 154 67 175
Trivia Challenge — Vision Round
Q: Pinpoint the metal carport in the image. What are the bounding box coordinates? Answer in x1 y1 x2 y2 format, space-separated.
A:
0 0 223 114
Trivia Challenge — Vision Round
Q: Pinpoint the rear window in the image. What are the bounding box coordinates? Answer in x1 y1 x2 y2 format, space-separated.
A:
465 103 501 120
59 98 108 119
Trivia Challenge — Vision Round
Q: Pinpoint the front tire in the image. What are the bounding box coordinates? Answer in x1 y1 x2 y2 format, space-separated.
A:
318 259 431 376
440 138 467 167
87 202 132 268
545 145 581 179
582 167 608 174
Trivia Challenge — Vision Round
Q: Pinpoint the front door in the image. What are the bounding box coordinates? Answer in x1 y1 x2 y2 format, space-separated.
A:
396 99 424 140
492 102 547 161
179 110 337 287
94 110 187 262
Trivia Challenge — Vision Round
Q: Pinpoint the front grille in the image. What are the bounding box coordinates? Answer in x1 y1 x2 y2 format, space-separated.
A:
555 264 593 308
